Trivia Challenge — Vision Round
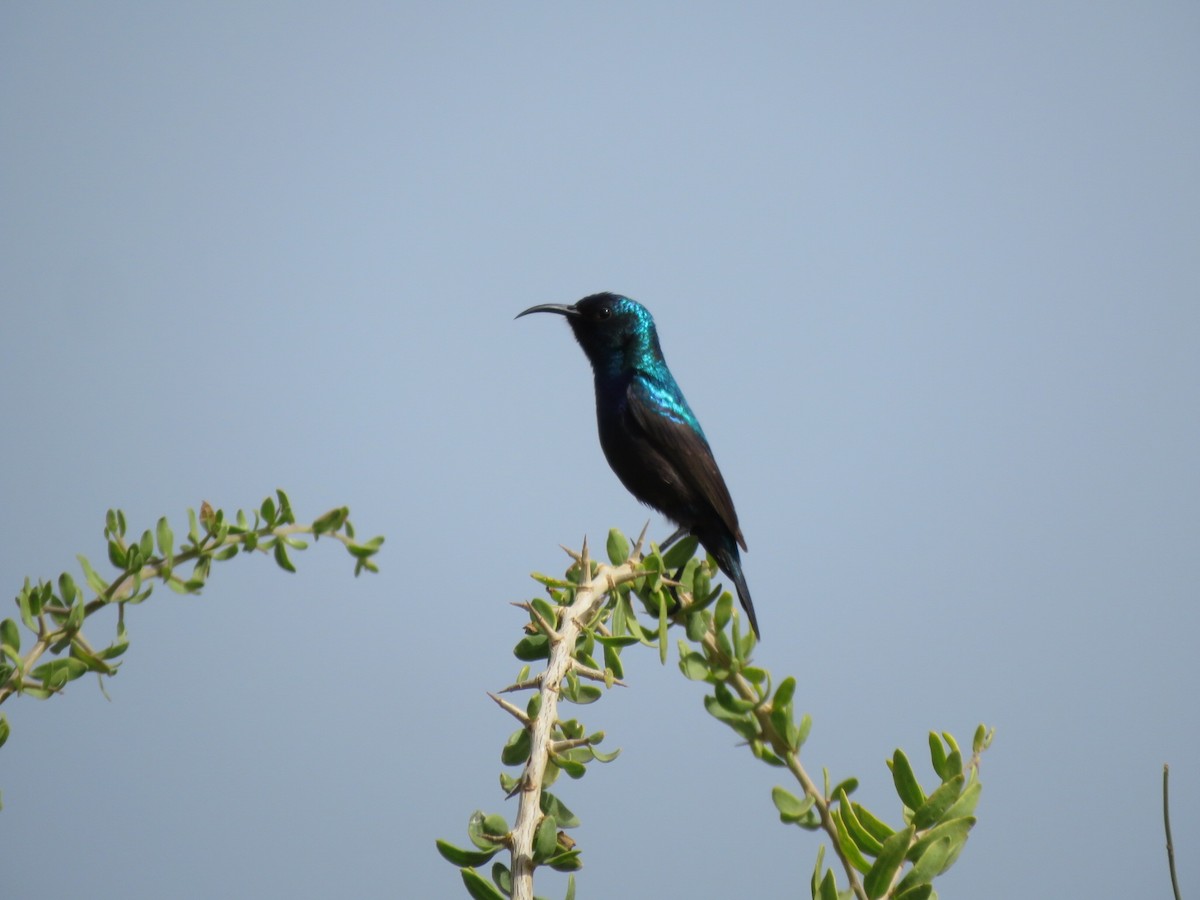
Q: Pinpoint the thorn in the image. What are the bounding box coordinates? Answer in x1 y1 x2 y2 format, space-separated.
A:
633 521 651 557
499 675 544 693
549 737 596 754
527 603 560 640
569 658 627 688
487 692 532 726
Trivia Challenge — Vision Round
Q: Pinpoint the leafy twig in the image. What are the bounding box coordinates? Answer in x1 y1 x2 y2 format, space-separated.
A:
0 491 381 718
438 527 991 900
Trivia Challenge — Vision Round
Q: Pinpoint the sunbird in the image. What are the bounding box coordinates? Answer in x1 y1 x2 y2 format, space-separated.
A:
518 292 759 637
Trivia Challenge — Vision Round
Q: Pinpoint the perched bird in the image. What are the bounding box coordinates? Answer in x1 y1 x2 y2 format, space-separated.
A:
517 292 759 638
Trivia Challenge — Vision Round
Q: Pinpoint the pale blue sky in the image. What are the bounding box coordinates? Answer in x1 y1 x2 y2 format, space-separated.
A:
2 4 1197 898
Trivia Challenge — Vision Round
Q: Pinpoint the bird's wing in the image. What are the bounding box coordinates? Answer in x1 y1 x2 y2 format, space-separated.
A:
625 375 745 549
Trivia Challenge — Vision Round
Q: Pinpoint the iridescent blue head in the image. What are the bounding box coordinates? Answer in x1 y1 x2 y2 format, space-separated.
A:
517 292 666 378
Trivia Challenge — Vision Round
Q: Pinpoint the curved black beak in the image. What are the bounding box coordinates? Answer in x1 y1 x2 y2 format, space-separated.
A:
515 303 580 320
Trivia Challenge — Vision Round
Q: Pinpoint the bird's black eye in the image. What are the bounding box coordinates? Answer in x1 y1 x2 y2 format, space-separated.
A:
597 306 612 320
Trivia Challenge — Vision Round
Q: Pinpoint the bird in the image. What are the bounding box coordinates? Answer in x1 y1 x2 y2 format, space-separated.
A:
517 292 759 638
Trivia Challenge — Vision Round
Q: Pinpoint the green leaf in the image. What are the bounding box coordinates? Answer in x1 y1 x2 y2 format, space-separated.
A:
513 634 550 661
889 749 926 811
77 555 107 595
662 534 699 570
895 836 953 894
837 788 883 856
811 845 827 898
691 575 717 613
601 640 624 681
830 808 872 873
260 495 277 525
551 754 587 779
0 714 9 748
16 580 36 630
940 749 963 782
312 507 348 535
275 489 294 524
657 588 668 663
702 695 759 741
928 732 948 779
565 874 576 900
713 590 732 632
591 744 620 763
907 815 975 869
795 713 812 748
747 740 782 767
346 536 384 559
618 593 648 642
713 681 756 714
500 728 532 766
490 862 511 896
830 776 859 799
525 693 542 721
685 609 709 641
540 791 580 828
942 779 982 821
606 528 630 564
99 623 130 660
863 825 914 900
0 619 19 655
544 849 583 872
271 540 297 573
817 869 838 900
852 803 895 844
65 598 85 632
69 640 115 675
30 657 89 689
895 884 934 900
562 682 601 705
942 730 960 756
460 867 507 900
913 773 963 829
769 709 793 751
58 572 78 606
973 723 991 754
467 811 509 850
773 675 796 708
772 786 815 823
678 649 709 681
737 628 755 659
533 815 558 862
435 839 501 867
594 634 639 649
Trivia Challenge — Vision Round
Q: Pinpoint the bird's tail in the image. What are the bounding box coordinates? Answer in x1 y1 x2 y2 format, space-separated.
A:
706 536 760 639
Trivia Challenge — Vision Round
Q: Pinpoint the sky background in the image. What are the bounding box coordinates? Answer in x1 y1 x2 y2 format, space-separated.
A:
2 4 1198 898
